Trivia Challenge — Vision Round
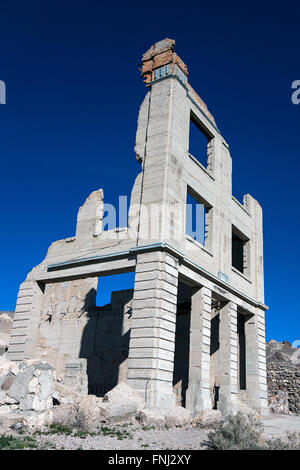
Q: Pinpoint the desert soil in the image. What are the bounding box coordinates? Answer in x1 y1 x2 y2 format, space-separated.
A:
6 414 299 450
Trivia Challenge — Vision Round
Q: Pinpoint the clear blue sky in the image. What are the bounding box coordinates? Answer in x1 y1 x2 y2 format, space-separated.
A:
0 1 299 343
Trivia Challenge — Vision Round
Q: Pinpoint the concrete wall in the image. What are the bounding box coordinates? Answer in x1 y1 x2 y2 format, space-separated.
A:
133 72 264 306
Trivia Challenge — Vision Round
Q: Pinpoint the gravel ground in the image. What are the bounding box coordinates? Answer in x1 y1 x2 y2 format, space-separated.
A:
17 415 300 450
32 425 209 450
2 414 300 450
261 415 300 437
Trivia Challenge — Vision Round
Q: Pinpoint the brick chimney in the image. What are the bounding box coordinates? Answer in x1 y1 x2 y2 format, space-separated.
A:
140 38 188 87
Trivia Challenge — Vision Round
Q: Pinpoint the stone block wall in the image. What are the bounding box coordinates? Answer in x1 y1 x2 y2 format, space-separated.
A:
266 340 300 415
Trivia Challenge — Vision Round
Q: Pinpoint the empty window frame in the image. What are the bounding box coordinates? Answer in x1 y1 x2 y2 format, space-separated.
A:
189 111 213 169
232 225 250 276
186 187 213 249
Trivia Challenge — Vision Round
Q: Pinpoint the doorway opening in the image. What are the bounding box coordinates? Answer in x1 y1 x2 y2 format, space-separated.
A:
237 312 246 390
210 299 221 409
80 271 135 396
173 281 192 408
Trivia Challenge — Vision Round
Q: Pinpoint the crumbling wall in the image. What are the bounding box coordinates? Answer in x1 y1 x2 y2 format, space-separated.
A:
36 278 133 396
37 278 98 366
267 362 300 414
267 340 300 414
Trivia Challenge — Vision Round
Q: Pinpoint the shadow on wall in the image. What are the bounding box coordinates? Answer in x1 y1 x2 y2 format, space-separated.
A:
79 288 133 396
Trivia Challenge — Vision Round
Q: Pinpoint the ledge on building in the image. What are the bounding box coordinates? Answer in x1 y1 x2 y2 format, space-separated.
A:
231 266 252 284
232 195 251 217
185 234 213 257
188 153 215 181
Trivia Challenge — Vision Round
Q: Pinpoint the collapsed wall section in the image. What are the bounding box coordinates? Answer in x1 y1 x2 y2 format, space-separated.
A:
33 278 133 396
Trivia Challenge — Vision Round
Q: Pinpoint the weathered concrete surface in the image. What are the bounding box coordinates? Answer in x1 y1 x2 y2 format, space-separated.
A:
103 382 145 422
76 189 103 239
0 312 14 355
35 283 133 396
7 39 268 418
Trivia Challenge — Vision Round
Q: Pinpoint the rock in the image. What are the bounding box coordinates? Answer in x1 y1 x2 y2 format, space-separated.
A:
27 377 39 394
1 375 14 391
165 406 192 427
53 382 80 405
108 402 138 423
32 395 50 412
19 394 34 411
194 409 222 427
103 382 145 410
101 382 145 422
39 371 53 400
5 395 18 405
0 358 19 377
0 390 6 405
136 408 165 427
76 395 108 421
52 382 144 427
21 410 53 429
0 359 54 426
52 397 108 432
268 391 290 415
0 405 11 414
6 368 33 401
0 356 7 366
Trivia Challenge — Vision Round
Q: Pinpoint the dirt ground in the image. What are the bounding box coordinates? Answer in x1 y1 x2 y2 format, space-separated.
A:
1 414 299 450
261 414 300 437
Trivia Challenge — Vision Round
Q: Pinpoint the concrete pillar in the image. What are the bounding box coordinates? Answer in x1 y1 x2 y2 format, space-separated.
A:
8 279 44 361
244 309 269 415
186 286 213 415
127 251 179 413
218 302 239 415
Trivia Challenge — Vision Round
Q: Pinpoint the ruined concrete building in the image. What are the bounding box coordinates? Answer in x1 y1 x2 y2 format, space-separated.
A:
7 39 268 415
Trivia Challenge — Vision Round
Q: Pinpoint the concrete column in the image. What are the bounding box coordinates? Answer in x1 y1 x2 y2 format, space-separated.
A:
218 302 238 415
127 251 179 414
186 286 212 415
8 279 44 361
244 309 269 415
